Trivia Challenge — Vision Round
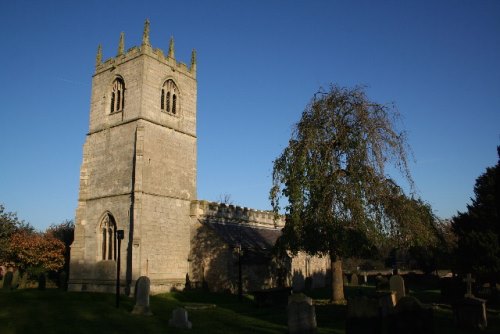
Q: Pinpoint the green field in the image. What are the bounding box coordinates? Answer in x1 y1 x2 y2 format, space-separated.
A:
1 288 498 333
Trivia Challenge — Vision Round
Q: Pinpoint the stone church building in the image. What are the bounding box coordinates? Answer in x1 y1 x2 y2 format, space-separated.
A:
68 21 329 294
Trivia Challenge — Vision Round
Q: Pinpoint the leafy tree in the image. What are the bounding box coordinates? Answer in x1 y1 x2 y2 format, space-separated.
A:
452 146 500 283
7 230 65 275
0 204 33 266
270 85 431 302
46 220 74 273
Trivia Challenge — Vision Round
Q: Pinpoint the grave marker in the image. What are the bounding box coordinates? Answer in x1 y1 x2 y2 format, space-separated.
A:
168 308 192 329
463 273 475 298
389 275 405 302
350 274 358 286
287 293 317 334
132 276 153 315
2 271 13 290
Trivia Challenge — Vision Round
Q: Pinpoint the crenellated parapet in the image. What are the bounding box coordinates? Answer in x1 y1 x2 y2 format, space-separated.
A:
94 19 196 78
190 200 285 228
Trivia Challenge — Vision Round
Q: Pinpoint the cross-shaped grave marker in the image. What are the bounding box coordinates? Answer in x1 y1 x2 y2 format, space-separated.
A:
463 273 475 298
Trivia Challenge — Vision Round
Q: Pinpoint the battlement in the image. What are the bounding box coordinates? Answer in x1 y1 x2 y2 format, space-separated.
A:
190 200 285 228
94 19 196 78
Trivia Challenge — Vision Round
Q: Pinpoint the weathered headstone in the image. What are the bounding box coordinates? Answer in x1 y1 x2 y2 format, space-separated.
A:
2 271 13 290
378 291 397 317
346 296 381 334
59 271 68 290
287 293 317 334
168 307 192 329
11 270 20 289
350 274 358 286
132 276 153 315
38 274 46 290
453 296 487 330
389 275 405 302
387 296 433 334
463 273 475 298
375 275 389 291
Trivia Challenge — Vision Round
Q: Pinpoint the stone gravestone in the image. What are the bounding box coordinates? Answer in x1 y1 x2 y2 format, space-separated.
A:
375 275 389 291
132 276 153 315
11 270 20 289
453 296 487 330
463 273 475 298
287 293 317 334
363 272 368 285
168 307 192 329
38 274 46 290
2 271 13 290
453 273 487 329
58 271 68 290
350 274 358 286
387 296 433 334
378 291 397 317
389 275 405 302
346 296 381 334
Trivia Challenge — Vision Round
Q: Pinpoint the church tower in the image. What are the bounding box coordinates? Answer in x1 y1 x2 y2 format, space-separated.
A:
69 20 197 293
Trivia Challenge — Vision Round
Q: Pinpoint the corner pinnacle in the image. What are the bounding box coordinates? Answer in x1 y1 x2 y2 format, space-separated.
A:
168 36 175 59
117 32 125 56
190 49 197 72
142 19 151 47
96 44 102 67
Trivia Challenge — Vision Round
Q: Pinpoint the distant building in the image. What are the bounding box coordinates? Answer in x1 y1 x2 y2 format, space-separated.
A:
68 21 329 294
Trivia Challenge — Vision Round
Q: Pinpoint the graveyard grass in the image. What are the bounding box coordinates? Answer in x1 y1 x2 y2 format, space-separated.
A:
1 287 499 334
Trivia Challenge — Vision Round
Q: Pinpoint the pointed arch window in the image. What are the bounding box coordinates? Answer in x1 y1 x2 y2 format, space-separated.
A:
111 78 125 113
161 79 179 115
99 214 117 261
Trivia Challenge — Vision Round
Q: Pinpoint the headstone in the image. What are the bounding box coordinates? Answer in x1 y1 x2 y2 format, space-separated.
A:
132 276 153 315
375 275 389 291
2 271 13 290
389 275 405 302
168 307 192 329
287 293 317 334
463 273 475 298
363 272 368 285
378 291 397 317
59 271 68 290
387 296 433 334
453 296 487 330
11 270 20 289
350 274 358 286
38 274 46 290
346 296 381 334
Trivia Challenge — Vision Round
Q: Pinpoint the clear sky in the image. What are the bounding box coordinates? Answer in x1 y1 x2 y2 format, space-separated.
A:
0 0 499 231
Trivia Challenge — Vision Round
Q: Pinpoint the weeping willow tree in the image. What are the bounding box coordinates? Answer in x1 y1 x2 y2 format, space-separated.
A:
270 85 435 302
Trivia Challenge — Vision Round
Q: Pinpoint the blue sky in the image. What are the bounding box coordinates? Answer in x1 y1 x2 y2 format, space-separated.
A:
0 0 499 231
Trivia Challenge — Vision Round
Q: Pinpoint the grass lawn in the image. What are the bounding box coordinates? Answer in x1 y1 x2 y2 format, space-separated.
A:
0 287 499 333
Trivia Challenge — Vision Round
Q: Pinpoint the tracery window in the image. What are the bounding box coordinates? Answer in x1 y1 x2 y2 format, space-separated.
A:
160 79 178 115
99 214 116 261
110 78 125 113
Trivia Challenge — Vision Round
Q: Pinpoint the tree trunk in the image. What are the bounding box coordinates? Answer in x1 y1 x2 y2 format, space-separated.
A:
331 256 345 303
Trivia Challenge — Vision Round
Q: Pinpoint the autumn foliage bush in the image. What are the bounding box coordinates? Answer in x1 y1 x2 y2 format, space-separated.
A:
8 230 65 273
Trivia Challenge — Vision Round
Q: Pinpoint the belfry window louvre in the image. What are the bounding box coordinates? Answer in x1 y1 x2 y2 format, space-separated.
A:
161 79 178 115
111 78 125 113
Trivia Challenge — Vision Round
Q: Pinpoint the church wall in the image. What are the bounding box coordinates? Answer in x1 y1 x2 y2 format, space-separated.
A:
140 55 197 137
136 193 191 293
79 122 136 199
89 51 144 134
139 121 196 200
291 253 330 291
